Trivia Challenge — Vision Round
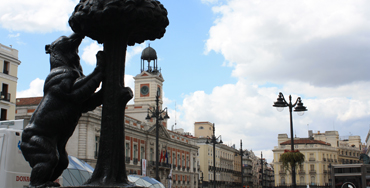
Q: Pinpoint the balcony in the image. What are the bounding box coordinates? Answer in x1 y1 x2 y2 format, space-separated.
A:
182 166 185 170
309 158 315 161
193 167 196 172
0 92 10 102
3 70 8 74
323 158 326 161
309 170 316 174
187 167 190 171
160 162 171 168
133 158 138 165
298 171 305 174
125 157 130 163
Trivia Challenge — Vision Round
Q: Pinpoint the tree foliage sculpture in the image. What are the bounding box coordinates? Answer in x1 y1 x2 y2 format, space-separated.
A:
69 0 169 186
280 150 305 173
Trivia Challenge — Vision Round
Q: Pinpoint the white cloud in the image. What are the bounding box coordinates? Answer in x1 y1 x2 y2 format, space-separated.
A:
173 79 370 163
81 41 145 66
206 0 370 87
126 43 146 65
81 42 103 66
0 0 78 32
17 78 44 98
8 33 20 38
201 0 219 4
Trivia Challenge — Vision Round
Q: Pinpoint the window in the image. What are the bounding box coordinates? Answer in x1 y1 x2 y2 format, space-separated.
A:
125 142 130 158
310 176 315 185
281 177 285 185
150 148 154 161
0 108 6 120
95 136 100 158
3 61 9 74
310 165 315 171
299 164 304 170
141 146 145 160
133 145 137 159
182 155 185 166
300 176 305 184
199 126 204 129
178 154 180 166
187 156 189 167
1 83 9 101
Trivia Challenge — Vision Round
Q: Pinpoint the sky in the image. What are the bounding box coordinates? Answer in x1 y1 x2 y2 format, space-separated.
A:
1 0 370 163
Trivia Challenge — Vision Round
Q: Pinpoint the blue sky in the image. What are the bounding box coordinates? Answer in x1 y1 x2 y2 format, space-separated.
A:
2 0 370 162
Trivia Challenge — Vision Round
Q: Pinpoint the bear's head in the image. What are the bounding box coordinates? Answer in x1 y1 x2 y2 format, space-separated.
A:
45 33 85 73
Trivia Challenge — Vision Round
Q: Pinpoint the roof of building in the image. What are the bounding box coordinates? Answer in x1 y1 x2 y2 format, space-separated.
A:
280 138 331 146
16 97 43 106
141 46 157 61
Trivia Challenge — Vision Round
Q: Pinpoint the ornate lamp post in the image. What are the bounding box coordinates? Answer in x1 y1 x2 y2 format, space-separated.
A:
273 92 307 188
146 88 169 181
260 152 263 188
200 171 204 188
206 123 223 188
240 140 244 188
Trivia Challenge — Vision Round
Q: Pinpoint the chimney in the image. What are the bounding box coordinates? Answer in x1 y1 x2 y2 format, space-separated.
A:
308 130 313 139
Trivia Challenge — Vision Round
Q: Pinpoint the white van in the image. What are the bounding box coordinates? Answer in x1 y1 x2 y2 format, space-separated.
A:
0 120 62 188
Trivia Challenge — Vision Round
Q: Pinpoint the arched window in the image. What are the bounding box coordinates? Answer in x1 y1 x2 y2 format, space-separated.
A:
281 177 285 185
311 176 315 185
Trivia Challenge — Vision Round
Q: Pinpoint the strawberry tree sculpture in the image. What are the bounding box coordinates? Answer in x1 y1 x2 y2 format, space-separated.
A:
69 0 169 186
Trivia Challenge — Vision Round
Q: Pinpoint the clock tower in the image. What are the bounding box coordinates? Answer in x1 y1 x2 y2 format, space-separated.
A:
125 45 165 123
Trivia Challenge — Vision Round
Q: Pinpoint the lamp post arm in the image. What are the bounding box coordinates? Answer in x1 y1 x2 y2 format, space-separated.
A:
159 107 167 114
216 135 222 141
279 92 289 105
291 97 301 107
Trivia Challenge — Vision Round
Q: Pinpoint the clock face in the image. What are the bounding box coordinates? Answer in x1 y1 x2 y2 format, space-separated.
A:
141 85 149 95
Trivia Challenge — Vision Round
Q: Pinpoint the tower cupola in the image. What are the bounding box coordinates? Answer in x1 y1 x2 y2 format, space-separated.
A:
141 45 159 73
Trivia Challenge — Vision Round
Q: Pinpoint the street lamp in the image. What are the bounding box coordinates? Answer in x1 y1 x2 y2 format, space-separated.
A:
260 152 264 188
273 92 307 188
328 163 332 188
206 123 223 188
146 88 170 181
240 140 244 188
200 171 204 188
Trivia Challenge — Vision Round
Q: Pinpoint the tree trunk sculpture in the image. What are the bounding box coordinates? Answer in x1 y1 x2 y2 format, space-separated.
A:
69 0 169 186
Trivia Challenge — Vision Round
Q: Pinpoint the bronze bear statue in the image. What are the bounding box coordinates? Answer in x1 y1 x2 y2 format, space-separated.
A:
21 33 105 188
